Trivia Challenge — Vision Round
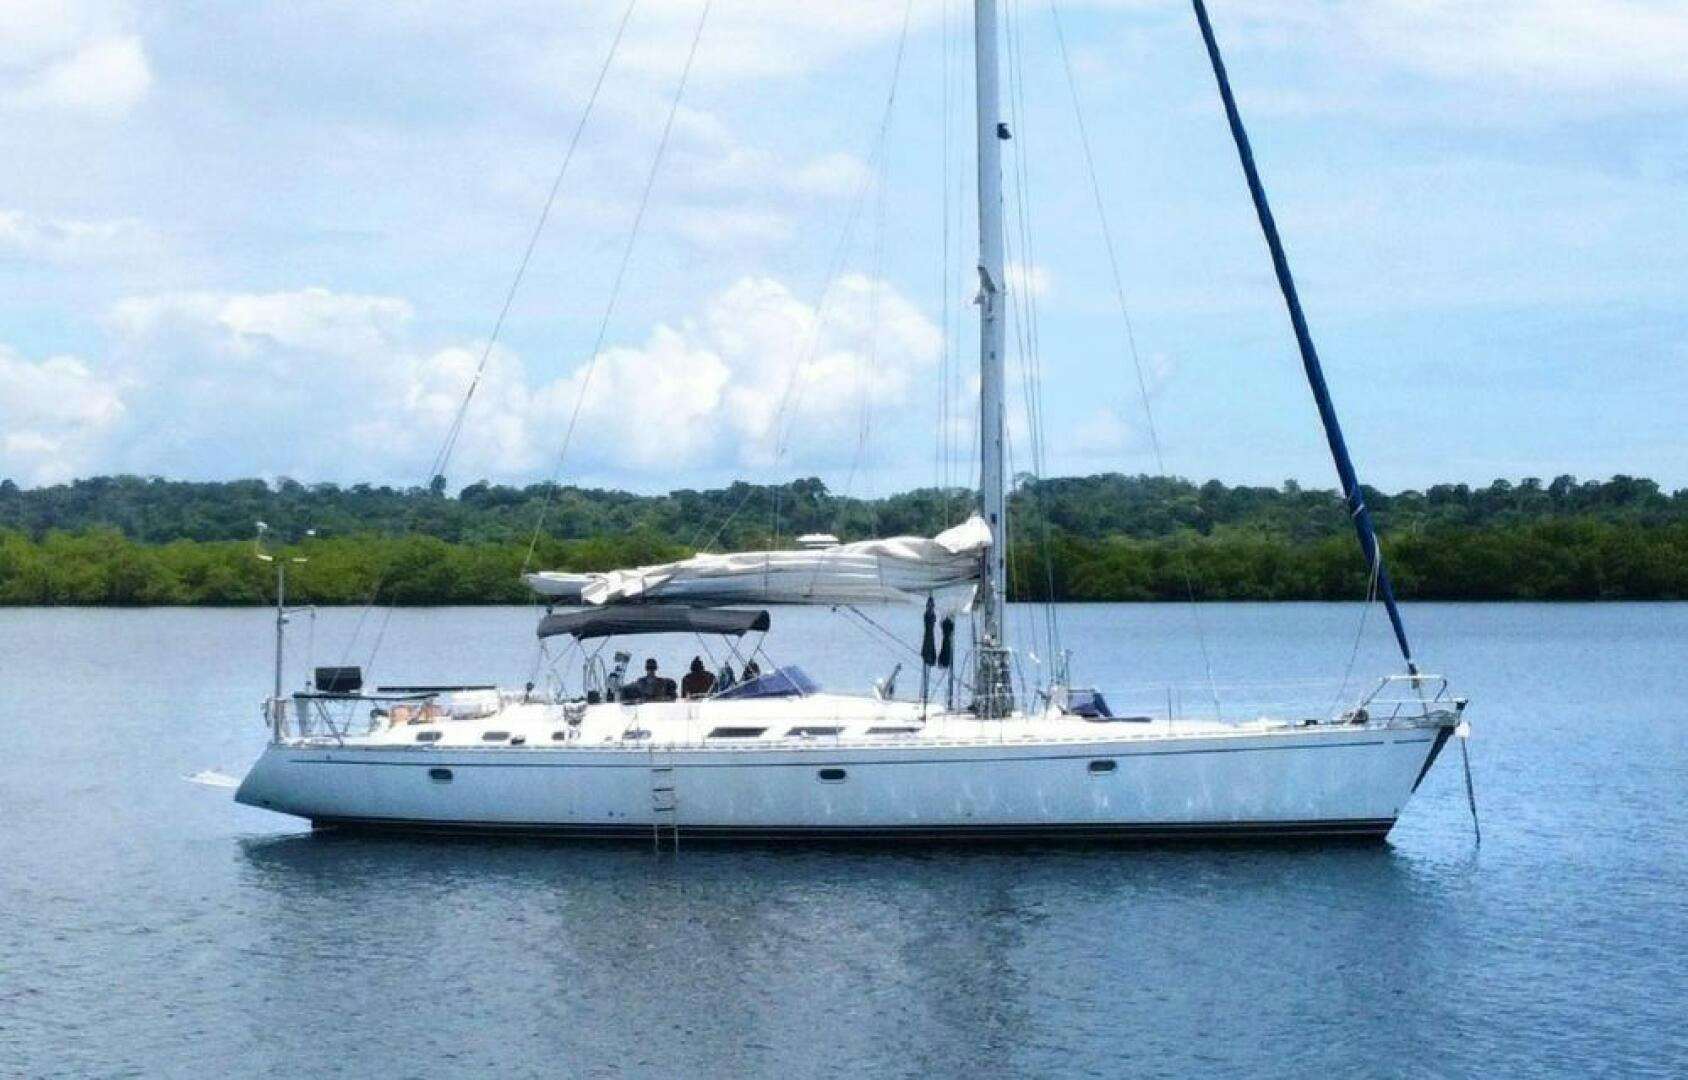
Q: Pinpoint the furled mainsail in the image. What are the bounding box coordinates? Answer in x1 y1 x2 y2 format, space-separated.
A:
524 516 990 608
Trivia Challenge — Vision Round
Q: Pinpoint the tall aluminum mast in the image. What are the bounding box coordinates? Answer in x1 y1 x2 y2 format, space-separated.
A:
973 0 1014 714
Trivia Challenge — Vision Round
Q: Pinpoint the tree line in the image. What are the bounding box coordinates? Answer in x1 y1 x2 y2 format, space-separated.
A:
0 472 1683 604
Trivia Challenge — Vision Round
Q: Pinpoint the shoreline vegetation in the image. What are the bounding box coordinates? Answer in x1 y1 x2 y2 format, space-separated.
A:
1 473 1684 605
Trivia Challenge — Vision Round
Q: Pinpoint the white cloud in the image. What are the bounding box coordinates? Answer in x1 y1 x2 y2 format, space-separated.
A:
0 345 125 484
551 273 943 473
109 288 413 361
7 275 940 486
0 209 161 265
1006 260 1052 300
1353 0 1688 99
0 3 151 118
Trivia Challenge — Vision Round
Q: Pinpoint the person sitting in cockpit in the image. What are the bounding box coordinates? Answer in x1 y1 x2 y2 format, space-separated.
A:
681 657 716 699
627 658 669 703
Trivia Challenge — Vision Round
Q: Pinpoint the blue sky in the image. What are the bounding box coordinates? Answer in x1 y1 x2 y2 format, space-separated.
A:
1 0 1684 495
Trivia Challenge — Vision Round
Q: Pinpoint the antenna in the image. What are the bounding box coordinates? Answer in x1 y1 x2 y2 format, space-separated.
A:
256 522 313 711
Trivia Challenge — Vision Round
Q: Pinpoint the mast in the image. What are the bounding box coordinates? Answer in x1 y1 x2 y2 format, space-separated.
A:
1189 0 1417 673
973 0 1014 713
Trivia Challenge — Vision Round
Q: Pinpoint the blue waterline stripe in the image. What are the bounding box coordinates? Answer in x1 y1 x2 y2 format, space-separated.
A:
309 816 1399 840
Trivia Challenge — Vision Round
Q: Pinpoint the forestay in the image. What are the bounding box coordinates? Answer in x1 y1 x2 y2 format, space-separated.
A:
524 516 991 607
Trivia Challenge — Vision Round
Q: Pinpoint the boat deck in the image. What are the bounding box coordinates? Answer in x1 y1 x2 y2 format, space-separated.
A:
283 688 1393 754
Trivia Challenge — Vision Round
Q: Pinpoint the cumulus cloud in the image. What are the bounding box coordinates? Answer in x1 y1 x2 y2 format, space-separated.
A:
0 2 151 118
0 345 125 484
0 275 942 487
546 273 943 473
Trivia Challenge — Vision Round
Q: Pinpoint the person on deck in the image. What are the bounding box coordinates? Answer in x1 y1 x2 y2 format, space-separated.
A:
741 659 761 682
629 658 670 703
681 657 716 699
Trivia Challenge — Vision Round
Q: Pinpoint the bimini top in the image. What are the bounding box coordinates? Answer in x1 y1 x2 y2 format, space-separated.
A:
536 606 771 641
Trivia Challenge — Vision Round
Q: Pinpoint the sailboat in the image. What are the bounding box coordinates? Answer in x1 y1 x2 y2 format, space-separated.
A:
235 1 1469 843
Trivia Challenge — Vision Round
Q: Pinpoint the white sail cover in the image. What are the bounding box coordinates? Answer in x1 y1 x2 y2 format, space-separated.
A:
524 516 990 607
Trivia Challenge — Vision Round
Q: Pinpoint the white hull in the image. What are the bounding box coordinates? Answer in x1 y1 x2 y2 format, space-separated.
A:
236 706 1454 843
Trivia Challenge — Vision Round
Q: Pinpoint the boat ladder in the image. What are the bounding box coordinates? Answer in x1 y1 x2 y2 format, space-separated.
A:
649 761 679 854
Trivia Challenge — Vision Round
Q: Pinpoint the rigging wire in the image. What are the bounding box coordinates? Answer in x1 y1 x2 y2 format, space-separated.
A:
688 0 916 556
340 0 640 672
835 89 893 519
1328 535 1383 716
520 0 715 577
838 605 926 661
1002 0 1062 673
936 0 957 524
1047 0 1221 716
429 0 643 490
948 0 976 516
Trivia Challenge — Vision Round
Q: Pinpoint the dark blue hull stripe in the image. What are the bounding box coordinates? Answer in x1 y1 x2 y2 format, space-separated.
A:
308 817 1398 844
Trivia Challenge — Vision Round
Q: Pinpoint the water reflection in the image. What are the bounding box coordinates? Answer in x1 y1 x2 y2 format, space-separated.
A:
233 833 1462 1076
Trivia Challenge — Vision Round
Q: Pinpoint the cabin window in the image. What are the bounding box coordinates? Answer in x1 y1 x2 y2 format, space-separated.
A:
818 768 847 783
787 725 843 737
708 727 767 739
481 731 510 742
510 735 526 746
415 731 441 744
1088 759 1118 774
551 731 571 741
867 726 920 735
428 767 453 782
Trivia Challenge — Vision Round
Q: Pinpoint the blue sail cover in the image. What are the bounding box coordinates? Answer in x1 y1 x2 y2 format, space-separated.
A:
1190 0 1416 671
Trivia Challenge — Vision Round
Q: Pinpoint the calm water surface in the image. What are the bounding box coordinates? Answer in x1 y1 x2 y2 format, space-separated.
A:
2 603 1684 1077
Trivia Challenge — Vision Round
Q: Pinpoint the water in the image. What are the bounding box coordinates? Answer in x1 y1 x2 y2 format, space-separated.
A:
2 603 1684 1077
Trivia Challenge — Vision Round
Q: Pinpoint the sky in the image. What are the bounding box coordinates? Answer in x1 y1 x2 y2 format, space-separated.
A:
1 0 1684 497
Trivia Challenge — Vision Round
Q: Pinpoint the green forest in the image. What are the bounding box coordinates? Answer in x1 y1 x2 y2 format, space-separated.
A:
0 472 1683 605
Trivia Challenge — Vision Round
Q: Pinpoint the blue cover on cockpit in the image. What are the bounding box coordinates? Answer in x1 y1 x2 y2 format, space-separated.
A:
714 665 819 699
